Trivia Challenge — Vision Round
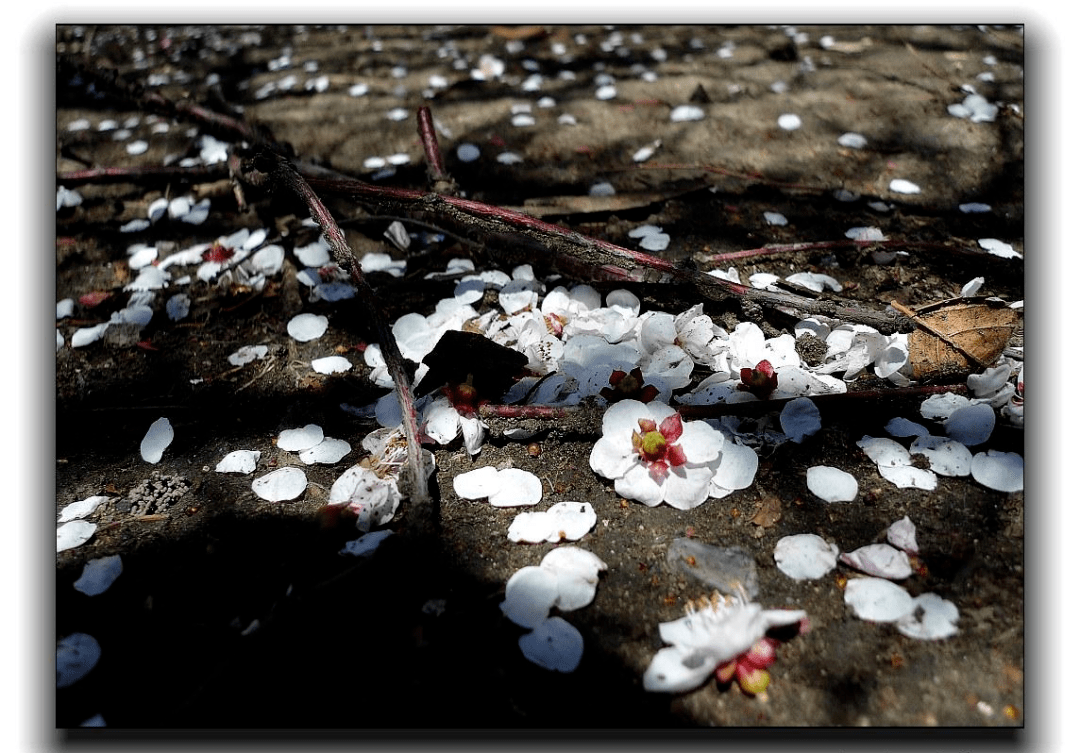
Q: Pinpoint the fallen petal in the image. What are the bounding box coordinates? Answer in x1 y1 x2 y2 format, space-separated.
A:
774 533 839 580
277 424 324 452
57 633 101 688
519 616 584 672
886 516 919 555
844 577 915 622
57 520 97 552
971 450 1023 492
840 544 912 580
806 465 858 502
140 417 173 464
215 450 261 474
895 593 960 640
73 554 123 596
251 467 308 502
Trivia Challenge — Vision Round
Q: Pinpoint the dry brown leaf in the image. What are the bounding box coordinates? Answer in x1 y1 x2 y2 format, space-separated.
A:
896 298 1019 380
750 495 783 528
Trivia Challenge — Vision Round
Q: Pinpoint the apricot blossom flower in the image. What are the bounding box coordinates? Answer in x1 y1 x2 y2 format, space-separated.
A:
589 400 723 509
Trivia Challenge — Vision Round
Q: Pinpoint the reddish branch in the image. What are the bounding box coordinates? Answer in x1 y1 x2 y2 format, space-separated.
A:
416 106 457 194
57 164 228 186
705 238 987 264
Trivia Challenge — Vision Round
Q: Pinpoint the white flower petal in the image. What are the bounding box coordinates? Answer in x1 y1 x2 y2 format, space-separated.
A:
140 417 173 464
856 435 910 467
840 544 912 580
806 465 858 502
887 516 920 555
57 633 101 688
879 464 938 490
73 555 124 596
215 450 261 474
943 403 996 446
287 313 329 342
453 466 503 499
710 441 758 492
844 577 915 622
971 450 1023 492
58 495 109 522
57 520 97 552
251 467 308 501
501 566 559 628
780 397 821 442
519 616 584 672
774 534 839 580
910 435 972 476
299 437 352 465
277 424 324 452
541 546 607 611
895 593 960 640
489 468 543 507
643 645 714 692
311 356 353 374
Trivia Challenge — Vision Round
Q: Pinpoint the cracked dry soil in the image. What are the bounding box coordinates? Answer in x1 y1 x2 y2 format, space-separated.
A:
56 24 1023 728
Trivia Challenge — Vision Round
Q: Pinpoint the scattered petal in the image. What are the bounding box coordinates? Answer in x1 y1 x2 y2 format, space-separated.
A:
73 555 123 596
896 593 960 639
57 633 101 688
774 533 839 580
910 435 972 476
780 397 821 443
943 403 996 446
340 529 394 557
970 450 1023 492
879 464 938 490
277 424 324 452
777 113 802 130
140 417 173 464
806 465 858 502
519 616 584 672
508 501 596 543
57 520 97 552
287 313 329 342
58 495 109 522
844 577 915 622
228 345 268 366
251 467 308 502
840 544 912 580
215 450 260 474
887 516 919 555
501 566 559 628
311 355 353 374
889 179 921 194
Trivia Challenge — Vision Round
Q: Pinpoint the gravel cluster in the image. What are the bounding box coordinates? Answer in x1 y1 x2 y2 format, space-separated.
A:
119 472 191 516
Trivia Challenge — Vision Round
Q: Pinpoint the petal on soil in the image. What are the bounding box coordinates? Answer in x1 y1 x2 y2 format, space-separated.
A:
774 533 839 580
140 417 174 464
879 464 938 490
884 417 930 438
489 468 544 507
844 577 915 622
311 356 353 374
340 529 394 557
943 403 996 446
215 450 261 474
73 554 123 596
453 466 504 499
889 179 921 194
58 495 109 522
501 565 559 628
856 435 910 467
910 435 972 476
228 345 268 366
518 616 584 672
287 313 329 342
540 546 607 611
840 544 912 580
895 593 960 640
57 520 97 552
251 467 308 502
970 450 1023 492
57 633 101 688
299 437 352 465
886 516 920 555
806 465 858 502
780 397 821 443
277 424 324 452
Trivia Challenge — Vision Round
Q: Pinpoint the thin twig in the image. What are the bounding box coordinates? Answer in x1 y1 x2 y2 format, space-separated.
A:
244 151 432 525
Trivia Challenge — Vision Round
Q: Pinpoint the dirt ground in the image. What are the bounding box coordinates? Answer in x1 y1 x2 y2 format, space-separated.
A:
55 24 1024 730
